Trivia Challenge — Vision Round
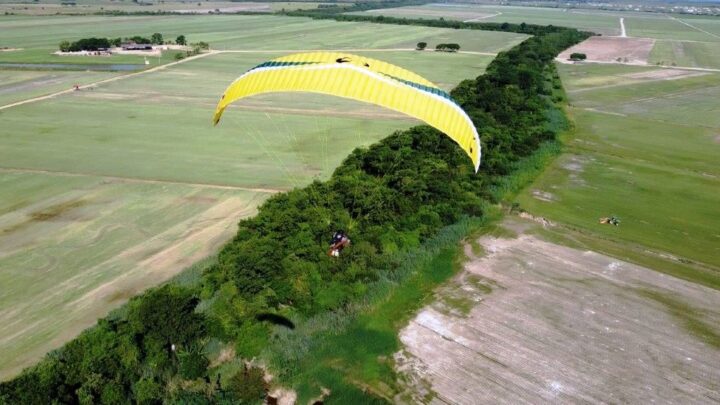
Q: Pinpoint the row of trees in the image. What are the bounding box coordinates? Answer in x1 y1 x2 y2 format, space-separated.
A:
415 42 461 52
435 43 460 52
2 14 590 404
58 33 187 52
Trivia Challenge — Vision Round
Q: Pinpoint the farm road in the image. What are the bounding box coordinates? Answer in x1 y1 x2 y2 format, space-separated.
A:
0 50 218 112
0 167 284 194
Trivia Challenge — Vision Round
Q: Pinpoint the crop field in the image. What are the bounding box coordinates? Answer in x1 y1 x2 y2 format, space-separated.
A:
0 1 320 15
0 70 122 105
649 40 720 69
0 14 526 65
355 4 720 51
626 15 720 42
0 14 519 379
516 62 720 283
355 4 624 35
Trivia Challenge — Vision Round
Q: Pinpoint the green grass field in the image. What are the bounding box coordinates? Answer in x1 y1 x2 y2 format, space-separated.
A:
516 62 720 285
0 14 526 66
357 4 720 44
0 70 122 105
0 14 519 379
0 1 321 15
649 40 720 69
355 4 624 35
626 15 720 42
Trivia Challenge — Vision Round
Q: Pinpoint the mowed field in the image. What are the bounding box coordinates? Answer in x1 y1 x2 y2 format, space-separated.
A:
358 4 720 69
0 13 526 65
0 0 321 15
516 62 720 286
0 14 523 379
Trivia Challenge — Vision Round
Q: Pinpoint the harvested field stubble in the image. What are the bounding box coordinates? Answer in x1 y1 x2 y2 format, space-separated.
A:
397 221 720 404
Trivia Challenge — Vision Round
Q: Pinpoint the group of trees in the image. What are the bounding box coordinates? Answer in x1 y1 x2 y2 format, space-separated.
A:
58 33 188 52
415 42 461 52
435 43 460 52
59 37 111 52
4 13 590 404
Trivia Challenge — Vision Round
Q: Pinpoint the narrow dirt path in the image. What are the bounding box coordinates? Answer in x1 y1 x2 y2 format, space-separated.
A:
619 17 627 37
0 51 218 111
463 12 502 22
0 167 284 194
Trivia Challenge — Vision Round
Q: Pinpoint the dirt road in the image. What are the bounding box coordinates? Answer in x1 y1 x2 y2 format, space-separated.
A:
0 51 218 112
396 219 720 404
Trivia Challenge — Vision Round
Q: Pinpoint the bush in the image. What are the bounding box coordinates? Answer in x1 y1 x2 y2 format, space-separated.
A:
570 52 587 61
224 365 267 403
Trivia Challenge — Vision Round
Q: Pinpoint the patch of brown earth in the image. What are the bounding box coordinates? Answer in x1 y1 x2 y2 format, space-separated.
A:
559 36 655 65
396 220 720 404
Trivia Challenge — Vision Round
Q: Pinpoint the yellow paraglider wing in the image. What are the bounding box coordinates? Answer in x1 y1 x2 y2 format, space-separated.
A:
213 52 481 171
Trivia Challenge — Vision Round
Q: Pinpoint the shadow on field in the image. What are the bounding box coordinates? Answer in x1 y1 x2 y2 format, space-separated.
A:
256 313 295 329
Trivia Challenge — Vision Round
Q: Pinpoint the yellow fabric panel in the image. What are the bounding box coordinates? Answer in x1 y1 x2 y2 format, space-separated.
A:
273 52 438 89
214 52 481 171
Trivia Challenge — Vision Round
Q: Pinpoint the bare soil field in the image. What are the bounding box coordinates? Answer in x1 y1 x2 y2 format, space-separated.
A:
396 219 720 404
559 37 655 65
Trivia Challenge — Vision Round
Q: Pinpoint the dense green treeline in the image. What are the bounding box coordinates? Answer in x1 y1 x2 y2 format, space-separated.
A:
0 16 589 404
283 3 591 38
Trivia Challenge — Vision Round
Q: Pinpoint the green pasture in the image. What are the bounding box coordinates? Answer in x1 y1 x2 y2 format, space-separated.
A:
558 63 659 90
0 70 121 105
0 51 493 188
0 170 265 380
625 15 720 42
565 68 720 128
358 4 720 42
0 1 321 15
0 14 526 65
649 40 720 69
517 62 720 279
356 4 624 35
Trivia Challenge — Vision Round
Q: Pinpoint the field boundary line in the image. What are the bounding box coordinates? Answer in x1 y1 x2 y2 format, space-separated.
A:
0 167 284 194
667 15 720 40
463 12 502 22
0 50 218 111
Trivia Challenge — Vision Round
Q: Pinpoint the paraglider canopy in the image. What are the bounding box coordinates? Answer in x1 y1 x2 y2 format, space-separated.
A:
212 52 482 172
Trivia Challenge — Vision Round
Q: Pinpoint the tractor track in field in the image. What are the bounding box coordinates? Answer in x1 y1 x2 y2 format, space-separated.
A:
0 167 285 194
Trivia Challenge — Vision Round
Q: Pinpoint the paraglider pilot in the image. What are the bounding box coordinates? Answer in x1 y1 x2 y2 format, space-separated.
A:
328 229 350 257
